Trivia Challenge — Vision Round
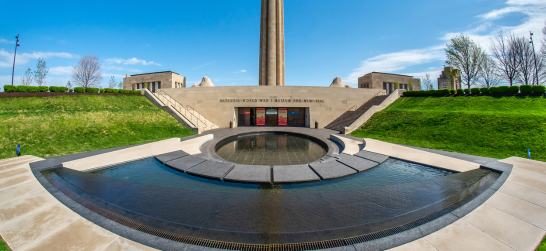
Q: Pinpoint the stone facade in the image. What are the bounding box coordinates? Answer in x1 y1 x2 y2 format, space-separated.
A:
259 0 285 86
437 67 461 90
123 71 186 92
358 72 421 94
162 86 381 129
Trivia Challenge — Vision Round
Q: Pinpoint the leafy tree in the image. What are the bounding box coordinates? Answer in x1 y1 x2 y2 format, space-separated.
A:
66 80 73 89
421 73 434 90
21 68 33 86
108 76 116 89
394 80 400 90
33 58 49 86
480 57 501 87
72 55 102 88
408 80 413 91
445 35 486 89
118 81 123 89
491 30 521 86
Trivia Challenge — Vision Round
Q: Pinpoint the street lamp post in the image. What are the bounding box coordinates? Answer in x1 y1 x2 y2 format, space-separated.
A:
11 34 20 86
530 32 539 85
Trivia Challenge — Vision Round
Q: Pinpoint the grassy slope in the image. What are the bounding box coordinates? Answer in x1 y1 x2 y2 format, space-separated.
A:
0 236 9 251
0 96 195 159
350 96 546 162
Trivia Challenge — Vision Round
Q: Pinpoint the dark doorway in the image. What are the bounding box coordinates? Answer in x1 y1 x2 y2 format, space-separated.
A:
265 108 278 126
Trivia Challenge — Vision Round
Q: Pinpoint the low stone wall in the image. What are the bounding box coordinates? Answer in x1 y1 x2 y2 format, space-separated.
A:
344 89 404 134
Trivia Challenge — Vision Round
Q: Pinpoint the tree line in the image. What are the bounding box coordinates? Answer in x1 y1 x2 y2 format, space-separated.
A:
443 21 546 89
18 54 122 90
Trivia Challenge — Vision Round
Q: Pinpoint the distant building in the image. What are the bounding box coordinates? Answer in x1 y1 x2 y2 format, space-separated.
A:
358 72 421 94
437 67 461 90
123 71 186 93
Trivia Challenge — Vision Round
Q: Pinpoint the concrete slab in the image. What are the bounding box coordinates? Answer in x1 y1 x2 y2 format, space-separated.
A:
363 138 479 172
0 204 80 250
164 155 207 172
507 173 546 194
0 155 36 165
0 172 35 190
0 158 42 171
330 135 363 155
0 190 57 224
62 138 181 171
223 164 271 184
309 161 357 180
499 181 546 208
272 165 321 183
463 204 545 251
155 150 189 164
179 134 213 155
187 161 235 180
0 181 45 205
424 220 513 251
23 218 118 251
0 165 31 179
103 237 158 251
354 150 389 163
387 239 437 251
336 154 379 172
485 191 546 230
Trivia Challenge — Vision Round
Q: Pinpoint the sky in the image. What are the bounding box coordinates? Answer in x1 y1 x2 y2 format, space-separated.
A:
1 0 545 88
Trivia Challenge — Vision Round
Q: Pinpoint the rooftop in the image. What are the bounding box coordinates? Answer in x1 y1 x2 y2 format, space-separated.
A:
129 71 182 77
369 72 415 78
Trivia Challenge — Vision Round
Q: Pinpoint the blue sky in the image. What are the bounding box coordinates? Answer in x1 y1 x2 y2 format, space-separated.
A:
1 0 545 88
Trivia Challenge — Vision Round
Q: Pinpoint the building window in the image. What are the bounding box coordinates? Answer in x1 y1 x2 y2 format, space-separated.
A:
383 83 387 90
158 82 161 89
137 83 140 89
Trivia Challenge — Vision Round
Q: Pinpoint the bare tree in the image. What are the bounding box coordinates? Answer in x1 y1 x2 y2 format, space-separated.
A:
480 57 501 87
542 21 546 57
513 36 536 85
33 58 49 86
421 73 434 90
20 68 33 86
72 55 102 88
108 76 116 89
491 31 521 86
445 35 486 89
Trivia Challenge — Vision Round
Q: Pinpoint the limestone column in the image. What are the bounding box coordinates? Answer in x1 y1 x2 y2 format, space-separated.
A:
259 0 285 86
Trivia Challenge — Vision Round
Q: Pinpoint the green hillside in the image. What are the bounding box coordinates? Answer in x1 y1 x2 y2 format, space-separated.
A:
350 96 546 162
0 96 195 159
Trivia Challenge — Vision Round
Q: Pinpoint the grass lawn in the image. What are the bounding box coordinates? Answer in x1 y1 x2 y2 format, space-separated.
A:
0 236 10 251
0 95 195 159
350 96 546 162
537 235 546 251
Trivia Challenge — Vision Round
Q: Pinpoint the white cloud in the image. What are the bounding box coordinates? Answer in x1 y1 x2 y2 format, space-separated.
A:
0 48 77 68
346 0 546 84
190 61 216 71
0 38 14 44
235 69 247 73
49 66 73 75
345 46 445 83
105 57 160 66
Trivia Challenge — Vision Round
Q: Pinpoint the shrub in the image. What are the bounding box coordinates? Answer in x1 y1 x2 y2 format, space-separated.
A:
425 90 435 96
133 90 141 95
471 88 481 95
28 86 40 92
49 86 68 93
99 88 105 93
509 86 519 94
74 87 85 93
498 86 509 94
17 85 30 92
456 89 464 95
489 87 499 93
532 85 546 94
449 89 456 95
122 90 133 94
437 89 450 95
464 89 470 94
112 89 120 94
68 89 73 92
3 85 17 93
39 86 49 92
85 88 99 93
480 88 490 94
520 85 533 93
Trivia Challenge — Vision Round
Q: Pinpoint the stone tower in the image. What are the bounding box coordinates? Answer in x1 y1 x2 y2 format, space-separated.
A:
259 0 285 86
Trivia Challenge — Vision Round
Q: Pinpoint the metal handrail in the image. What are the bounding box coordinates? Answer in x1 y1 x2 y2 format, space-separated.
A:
155 90 214 130
347 90 386 121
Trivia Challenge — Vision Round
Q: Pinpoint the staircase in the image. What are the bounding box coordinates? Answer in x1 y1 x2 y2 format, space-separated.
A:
154 90 219 133
325 94 389 132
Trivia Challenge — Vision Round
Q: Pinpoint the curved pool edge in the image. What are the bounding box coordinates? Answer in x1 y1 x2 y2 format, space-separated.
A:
20 131 529 251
